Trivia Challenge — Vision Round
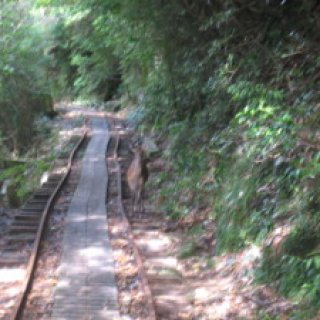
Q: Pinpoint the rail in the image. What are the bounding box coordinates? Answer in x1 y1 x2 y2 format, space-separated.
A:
10 127 88 320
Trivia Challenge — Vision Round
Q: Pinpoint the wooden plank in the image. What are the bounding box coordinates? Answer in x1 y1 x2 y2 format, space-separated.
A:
52 117 120 319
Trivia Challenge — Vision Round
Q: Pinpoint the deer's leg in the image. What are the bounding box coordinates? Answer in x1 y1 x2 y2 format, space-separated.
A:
131 192 136 214
137 189 142 215
141 199 144 214
141 188 145 213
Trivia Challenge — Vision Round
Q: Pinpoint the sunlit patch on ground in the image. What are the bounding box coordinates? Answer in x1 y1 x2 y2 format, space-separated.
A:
0 267 26 283
0 268 26 318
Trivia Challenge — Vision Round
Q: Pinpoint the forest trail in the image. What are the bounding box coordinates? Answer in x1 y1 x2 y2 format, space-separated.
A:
51 113 120 319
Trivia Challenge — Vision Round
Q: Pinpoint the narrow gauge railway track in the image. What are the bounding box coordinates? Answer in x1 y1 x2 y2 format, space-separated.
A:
0 127 88 320
106 117 157 320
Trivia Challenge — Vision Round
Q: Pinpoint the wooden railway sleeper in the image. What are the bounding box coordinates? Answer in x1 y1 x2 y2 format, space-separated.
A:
9 225 38 233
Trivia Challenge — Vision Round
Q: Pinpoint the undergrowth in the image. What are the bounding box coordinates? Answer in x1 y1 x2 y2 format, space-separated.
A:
143 80 320 316
0 116 63 207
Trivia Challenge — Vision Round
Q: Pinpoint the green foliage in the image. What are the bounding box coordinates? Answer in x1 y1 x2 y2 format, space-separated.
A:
255 170 320 311
0 158 50 206
210 79 297 252
154 120 215 220
257 251 320 307
178 241 198 259
42 2 125 100
0 1 51 154
256 312 281 320
230 82 295 153
284 220 320 257
0 115 60 207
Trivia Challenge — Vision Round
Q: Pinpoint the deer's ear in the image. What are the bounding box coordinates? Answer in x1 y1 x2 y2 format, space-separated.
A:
128 142 135 153
129 140 139 153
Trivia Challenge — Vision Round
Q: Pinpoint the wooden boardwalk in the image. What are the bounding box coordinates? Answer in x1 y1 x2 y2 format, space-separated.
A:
51 117 120 319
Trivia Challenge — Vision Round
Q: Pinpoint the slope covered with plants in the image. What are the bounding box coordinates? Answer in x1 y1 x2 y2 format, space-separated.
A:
0 1 54 154
2 0 320 317
0 1 59 206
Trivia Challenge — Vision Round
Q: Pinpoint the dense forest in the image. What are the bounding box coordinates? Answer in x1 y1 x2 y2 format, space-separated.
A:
1 0 320 317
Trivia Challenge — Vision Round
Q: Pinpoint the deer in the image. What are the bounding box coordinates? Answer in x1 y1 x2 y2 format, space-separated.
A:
127 139 149 214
